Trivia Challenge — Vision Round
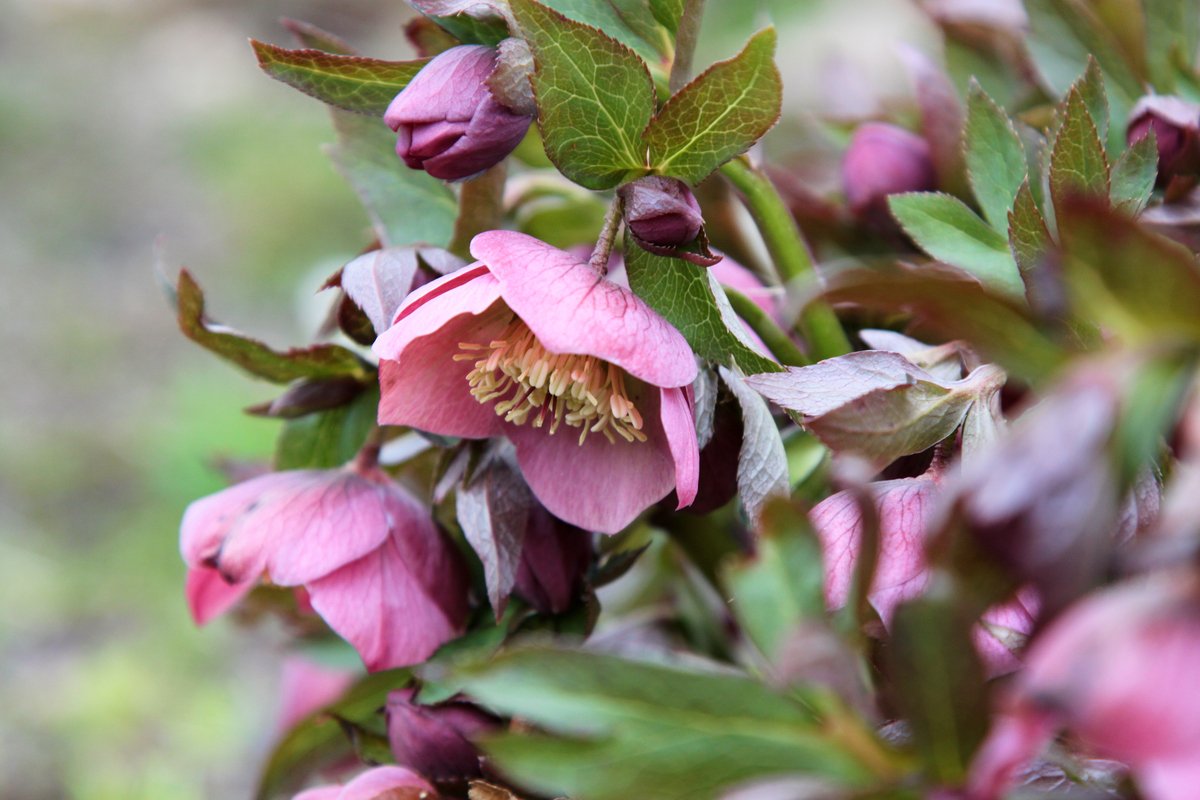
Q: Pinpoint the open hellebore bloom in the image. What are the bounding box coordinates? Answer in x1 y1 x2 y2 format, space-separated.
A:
293 765 439 800
387 688 499 782
373 231 700 534
384 45 533 181
842 122 937 220
180 465 469 671
967 573 1200 800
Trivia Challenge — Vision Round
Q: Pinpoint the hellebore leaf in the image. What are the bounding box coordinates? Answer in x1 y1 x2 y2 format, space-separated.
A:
1109 130 1159 214
964 82 1028 231
326 112 458 248
888 595 990 784
723 498 825 662
887 193 1025 299
540 0 669 61
1058 198 1200 345
648 0 684 35
857 330 963 382
337 247 464 334
1007 181 1052 286
1072 57 1110 145
455 647 883 800
1024 0 1142 104
407 0 511 46
644 28 783 185
510 0 655 190
456 457 532 618
174 270 369 384
252 41 429 116
274 386 379 470
1048 87 1110 218
719 367 789 526
624 242 783 375
1144 0 1200 91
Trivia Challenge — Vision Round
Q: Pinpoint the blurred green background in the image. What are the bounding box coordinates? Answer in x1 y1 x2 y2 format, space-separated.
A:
0 0 930 796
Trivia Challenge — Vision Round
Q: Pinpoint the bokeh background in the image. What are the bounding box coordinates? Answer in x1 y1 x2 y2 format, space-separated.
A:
0 0 933 796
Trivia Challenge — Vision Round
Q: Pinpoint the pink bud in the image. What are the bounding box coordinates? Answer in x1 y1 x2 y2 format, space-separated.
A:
514 506 592 614
1127 95 1200 176
385 45 533 181
386 688 498 782
842 122 937 218
619 176 705 248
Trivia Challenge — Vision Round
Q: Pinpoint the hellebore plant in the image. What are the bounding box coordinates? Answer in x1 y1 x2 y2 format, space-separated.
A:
178 2 1200 799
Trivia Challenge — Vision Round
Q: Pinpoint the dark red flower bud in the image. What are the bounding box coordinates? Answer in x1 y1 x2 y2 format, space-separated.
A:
514 506 591 614
841 122 937 218
1127 95 1200 177
386 688 499 782
619 176 705 247
384 45 533 181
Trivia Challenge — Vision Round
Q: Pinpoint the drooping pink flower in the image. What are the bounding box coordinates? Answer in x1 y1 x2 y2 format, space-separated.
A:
842 122 936 219
811 476 1036 674
293 765 439 800
275 656 358 734
387 688 499 782
373 231 700 534
180 465 469 671
967 572 1200 800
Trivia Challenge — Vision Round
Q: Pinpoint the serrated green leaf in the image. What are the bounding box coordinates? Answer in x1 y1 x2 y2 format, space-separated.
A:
888 193 1025 299
326 112 457 247
644 28 782 185
252 41 427 116
723 499 825 661
623 242 782 375
889 596 989 784
274 386 379 469
542 0 668 60
649 0 684 34
1058 198 1200 345
1073 57 1110 144
1110 130 1158 214
175 270 369 384
511 0 655 189
456 647 885 800
964 83 1028 230
1024 0 1142 103
1049 88 1110 217
1007 181 1052 284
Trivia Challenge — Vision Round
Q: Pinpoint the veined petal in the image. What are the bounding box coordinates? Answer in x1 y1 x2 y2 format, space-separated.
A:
471 231 697 388
185 565 254 626
336 766 437 800
660 386 699 509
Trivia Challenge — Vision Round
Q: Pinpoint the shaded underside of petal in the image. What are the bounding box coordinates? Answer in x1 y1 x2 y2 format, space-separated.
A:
337 766 437 800
376 264 499 350
185 565 254 626
508 388 676 534
471 230 697 388
660 386 699 509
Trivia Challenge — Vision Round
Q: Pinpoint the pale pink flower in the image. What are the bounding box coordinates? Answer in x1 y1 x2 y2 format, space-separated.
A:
180 465 469 670
373 231 700 534
275 656 357 734
293 765 438 800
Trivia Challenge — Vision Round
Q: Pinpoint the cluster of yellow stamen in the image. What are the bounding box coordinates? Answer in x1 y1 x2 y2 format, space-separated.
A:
455 317 646 445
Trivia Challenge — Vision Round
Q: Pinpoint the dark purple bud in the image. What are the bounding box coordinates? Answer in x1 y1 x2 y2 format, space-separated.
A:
619 176 705 248
386 688 499 782
514 506 591 615
384 44 533 181
842 122 937 218
1127 95 1200 176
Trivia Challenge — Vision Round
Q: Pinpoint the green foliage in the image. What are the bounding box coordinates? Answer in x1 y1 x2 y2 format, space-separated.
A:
1049 88 1111 217
623 242 782 375
887 193 1025 299
541 0 670 60
456 647 888 800
511 0 656 189
1007 181 1052 283
251 42 427 116
173 270 369 384
1110 130 1159 214
964 82 1028 231
644 29 782 184
274 387 379 469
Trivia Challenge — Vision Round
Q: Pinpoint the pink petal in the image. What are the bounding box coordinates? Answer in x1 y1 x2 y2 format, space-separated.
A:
660 386 699 509
976 590 1038 676
292 787 342 800
185 565 254 626
307 523 469 671
470 231 697 388
711 257 780 322
967 706 1058 800
276 656 357 734
180 471 312 569
1137 757 1200 800
336 766 437 800
507 388 677 534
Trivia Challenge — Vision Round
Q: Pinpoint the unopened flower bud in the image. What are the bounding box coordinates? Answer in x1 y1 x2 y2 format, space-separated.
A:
384 44 533 181
515 507 591 615
842 122 936 218
1127 95 1200 177
386 688 498 782
619 176 705 247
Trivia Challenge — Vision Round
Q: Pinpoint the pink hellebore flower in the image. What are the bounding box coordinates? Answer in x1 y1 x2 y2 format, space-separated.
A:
385 45 533 181
842 122 937 219
967 573 1200 800
275 656 357 734
811 476 1036 674
373 231 700 534
180 465 469 671
293 765 439 800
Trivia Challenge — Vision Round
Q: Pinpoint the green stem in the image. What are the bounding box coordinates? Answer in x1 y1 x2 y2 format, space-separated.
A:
721 157 851 361
723 287 809 367
448 162 507 260
669 0 706 93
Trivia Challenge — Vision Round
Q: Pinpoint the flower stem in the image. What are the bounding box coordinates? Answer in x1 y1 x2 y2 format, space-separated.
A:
669 0 706 94
589 195 625 275
448 162 507 260
353 426 386 472
721 157 851 361
723 287 809 367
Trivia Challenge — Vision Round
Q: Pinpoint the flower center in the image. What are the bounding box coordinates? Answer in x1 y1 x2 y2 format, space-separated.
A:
455 316 646 445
